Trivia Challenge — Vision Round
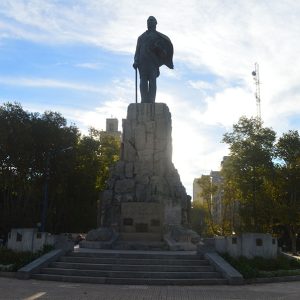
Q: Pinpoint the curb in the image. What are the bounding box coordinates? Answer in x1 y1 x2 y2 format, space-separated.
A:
245 275 300 284
0 271 17 278
204 252 244 285
17 249 65 279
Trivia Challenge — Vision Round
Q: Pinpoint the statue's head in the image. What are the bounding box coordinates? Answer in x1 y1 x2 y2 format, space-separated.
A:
147 16 157 31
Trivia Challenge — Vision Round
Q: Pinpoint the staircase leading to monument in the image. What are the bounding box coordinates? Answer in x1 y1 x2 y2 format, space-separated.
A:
32 249 228 285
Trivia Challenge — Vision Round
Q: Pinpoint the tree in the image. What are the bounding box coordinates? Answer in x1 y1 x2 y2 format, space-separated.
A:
190 199 206 235
62 129 120 233
195 175 218 235
0 102 81 233
89 128 121 191
0 102 120 235
220 157 242 234
274 130 300 254
222 117 276 232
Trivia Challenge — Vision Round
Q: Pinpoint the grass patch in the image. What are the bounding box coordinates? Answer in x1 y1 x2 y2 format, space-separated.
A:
0 244 54 271
221 253 300 279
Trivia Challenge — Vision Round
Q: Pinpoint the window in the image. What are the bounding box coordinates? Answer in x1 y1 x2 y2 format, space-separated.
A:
123 218 133 226
135 223 148 232
256 238 263 246
16 232 22 242
150 219 160 226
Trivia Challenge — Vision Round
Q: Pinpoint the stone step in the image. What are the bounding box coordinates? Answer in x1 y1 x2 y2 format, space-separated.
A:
107 277 228 286
80 239 169 251
113 241 168 250
50 262 214 272
120 233 162 241
40 267 221 279
32 274 227 285
32 273 106 284
69 251 201 260
59 256 209 266
32 250 228 285
32 273 228 285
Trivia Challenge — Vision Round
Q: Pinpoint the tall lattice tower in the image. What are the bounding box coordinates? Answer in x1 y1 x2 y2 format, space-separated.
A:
252 62 261 121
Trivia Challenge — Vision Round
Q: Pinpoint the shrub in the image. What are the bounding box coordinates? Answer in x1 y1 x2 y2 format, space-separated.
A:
0 245 54 271
221 253 259 278
220 253 300 279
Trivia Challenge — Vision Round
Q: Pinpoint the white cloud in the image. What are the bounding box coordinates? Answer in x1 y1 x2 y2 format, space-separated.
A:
154 91 229 195
47 79 132 133
67 99 128 135
201 87 256 127
1 0 300 195
2 1 300 97
0 76 104 93
189 80 214 91
75 62 103 70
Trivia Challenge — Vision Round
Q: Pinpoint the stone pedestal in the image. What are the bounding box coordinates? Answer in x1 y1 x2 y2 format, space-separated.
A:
99 103 188 241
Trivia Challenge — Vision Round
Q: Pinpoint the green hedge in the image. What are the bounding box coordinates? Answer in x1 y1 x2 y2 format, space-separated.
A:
221 253 300 279
0 245 54 271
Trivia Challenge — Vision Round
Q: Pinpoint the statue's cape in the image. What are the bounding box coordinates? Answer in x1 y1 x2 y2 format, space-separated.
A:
151 31 174 69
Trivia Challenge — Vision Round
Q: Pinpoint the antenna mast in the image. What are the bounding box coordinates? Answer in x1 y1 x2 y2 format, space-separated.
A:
252 62 261 121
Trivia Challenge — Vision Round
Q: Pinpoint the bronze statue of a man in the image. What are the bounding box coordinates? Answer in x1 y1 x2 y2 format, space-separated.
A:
133 16 174 103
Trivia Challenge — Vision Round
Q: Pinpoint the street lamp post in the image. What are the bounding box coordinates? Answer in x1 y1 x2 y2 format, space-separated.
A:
40 146 73 232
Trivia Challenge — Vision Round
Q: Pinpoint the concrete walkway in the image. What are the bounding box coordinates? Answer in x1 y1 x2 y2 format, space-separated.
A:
1 277 300 300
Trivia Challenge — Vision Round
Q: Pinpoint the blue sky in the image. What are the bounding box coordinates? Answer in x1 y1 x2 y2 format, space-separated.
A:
1 0 300 196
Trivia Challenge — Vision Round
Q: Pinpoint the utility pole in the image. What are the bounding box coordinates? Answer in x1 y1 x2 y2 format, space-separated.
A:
252 62 261 121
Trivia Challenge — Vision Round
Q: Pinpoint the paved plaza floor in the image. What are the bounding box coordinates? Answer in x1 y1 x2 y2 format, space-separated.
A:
0 277 300 300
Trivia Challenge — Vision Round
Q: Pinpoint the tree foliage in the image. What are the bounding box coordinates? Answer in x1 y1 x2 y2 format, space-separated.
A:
220 117 300 252
190 175 218 236
273 130 300 253
190 199 207 235
222 117 276 232
0 102 120 235
199 175 218 234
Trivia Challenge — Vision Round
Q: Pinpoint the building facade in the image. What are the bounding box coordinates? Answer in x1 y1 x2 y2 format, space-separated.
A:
104 118 121 139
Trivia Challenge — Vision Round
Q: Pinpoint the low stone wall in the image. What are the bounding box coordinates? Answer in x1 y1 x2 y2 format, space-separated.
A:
7 228 54 252
215 233 278 259
17 249 65 279
204 252 244 285
7 228 73 252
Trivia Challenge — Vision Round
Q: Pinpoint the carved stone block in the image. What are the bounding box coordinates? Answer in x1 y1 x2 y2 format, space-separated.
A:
99 103 188 234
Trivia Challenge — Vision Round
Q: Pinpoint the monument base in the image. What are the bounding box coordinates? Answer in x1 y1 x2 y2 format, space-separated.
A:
100 103 189 233
120 202 163 240
85 103 200 250
121 232 162 241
